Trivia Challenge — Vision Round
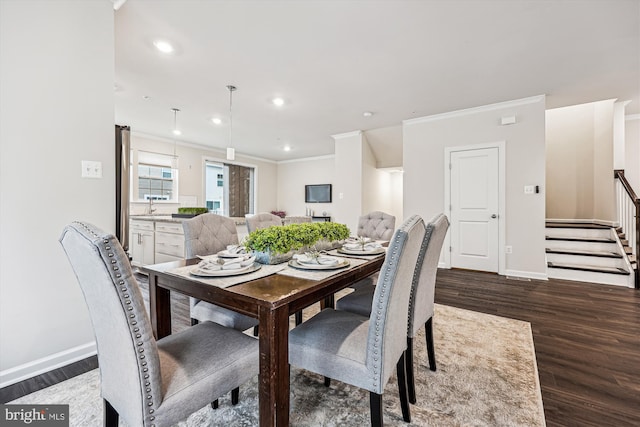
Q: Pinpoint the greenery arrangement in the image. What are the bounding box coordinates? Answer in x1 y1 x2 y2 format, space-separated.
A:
244 222 350 255
177 207 209 215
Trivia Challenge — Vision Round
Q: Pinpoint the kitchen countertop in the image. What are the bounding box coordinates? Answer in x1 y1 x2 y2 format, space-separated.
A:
130 215 247 226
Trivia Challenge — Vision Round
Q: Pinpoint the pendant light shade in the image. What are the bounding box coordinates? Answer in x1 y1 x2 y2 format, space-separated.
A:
226 85 236 161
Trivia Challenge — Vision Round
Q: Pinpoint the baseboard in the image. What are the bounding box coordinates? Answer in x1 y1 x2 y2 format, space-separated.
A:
0 342 96 389
504 269 548 281
546 218 618 227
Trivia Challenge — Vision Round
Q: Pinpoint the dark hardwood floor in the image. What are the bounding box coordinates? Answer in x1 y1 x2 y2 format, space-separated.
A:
3 268 639 427
435 269 640 427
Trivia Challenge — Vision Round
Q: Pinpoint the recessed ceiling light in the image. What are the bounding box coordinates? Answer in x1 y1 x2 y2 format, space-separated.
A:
363 111 373 117
273 97 285 107
283 145 291 152
211 117 222 125
153 40 174 54
172 129 181 136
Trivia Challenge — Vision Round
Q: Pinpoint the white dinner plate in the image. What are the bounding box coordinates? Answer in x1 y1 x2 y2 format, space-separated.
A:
190 263 261 277
338 247 386 256
288 258 350 270
216 249 248 258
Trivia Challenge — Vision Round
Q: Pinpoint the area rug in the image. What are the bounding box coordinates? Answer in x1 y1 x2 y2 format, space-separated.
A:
10 304 545 426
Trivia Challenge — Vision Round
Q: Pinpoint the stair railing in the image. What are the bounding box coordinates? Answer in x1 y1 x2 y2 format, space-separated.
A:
614 170 639 289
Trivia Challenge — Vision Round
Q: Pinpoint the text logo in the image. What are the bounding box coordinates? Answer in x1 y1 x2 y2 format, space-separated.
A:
1 405 69 426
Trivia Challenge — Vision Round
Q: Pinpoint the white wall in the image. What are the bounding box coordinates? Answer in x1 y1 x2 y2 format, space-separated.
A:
625 115 640 192
333 132 364 234
546 100 616 222
0 1 114 385
404 96 547 278
361 134 391 215
130 134 278 215
276 156 335 218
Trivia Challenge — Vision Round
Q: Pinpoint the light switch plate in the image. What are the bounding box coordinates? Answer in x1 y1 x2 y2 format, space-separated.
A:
82 160 102 178
524 185 534 194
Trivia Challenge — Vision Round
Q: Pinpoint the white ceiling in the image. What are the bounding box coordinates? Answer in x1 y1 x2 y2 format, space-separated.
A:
114 0 639 163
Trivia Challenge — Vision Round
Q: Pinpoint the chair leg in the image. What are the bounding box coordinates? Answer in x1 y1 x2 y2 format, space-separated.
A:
253 325 259 336
324 376 331 387
295 310 303 325
103 399 119 427
211 399 219 409
369 392 383 427
231 387 240 405
406 336 417 404
425 317 436 371
396 353 411 423
191 318 199 326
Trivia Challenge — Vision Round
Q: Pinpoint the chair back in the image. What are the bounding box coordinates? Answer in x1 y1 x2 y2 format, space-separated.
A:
357 211 396 241
59 222 162 426
283 216 312 225
246 212 283 234
182 213 239 258
408 214 450 338
366 214 425 393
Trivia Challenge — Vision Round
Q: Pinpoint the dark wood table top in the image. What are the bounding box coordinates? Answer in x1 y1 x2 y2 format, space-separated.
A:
141 255 384 316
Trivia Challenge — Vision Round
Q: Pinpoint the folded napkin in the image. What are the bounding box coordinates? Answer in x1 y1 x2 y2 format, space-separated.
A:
293 253 340 266
197 255 255 271
342 242 382 251
226 244 246 255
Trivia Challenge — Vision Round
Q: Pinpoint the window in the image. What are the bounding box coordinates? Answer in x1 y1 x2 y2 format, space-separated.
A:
205 161 254 216
135 151 178 202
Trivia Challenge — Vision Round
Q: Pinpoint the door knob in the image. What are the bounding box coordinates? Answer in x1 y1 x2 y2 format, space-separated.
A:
491 214 497 219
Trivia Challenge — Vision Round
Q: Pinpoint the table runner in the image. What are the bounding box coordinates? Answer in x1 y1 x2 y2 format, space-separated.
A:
276 257 368 281
167 263 286 288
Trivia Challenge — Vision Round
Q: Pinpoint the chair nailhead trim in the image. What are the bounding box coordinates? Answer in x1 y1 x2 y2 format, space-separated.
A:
72 222 159 421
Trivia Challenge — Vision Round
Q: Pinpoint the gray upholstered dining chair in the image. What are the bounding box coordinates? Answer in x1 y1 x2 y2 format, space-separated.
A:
336 213 450 404
182 213 259 334
288 215 426 426
245 212 284 233
59 222 259 427
357 211 396 241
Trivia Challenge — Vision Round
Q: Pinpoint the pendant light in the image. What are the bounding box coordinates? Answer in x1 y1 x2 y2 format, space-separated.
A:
226 85 236 161
171 108 180 168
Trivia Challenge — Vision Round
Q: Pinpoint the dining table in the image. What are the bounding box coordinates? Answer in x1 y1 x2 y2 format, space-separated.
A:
141 251 385 427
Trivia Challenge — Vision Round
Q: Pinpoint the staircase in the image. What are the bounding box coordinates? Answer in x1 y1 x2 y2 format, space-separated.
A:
546 222 635 287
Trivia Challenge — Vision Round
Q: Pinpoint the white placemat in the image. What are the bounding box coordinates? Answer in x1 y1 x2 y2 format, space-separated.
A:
168 263 287 288
276 257 368 281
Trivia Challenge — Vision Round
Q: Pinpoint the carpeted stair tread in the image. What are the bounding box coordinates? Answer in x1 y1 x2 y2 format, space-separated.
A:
545 248 622 258
547 262 630 275
545 222 610 230
545 236 616 243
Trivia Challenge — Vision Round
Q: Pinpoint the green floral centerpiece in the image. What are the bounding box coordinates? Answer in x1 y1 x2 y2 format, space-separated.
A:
244 222 350 264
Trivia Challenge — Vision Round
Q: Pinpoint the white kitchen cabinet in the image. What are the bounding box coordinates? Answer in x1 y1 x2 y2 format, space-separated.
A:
130 220 155 267
155 221 185 263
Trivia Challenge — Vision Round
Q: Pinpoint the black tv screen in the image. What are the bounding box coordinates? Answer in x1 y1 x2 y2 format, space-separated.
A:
305 184 332 203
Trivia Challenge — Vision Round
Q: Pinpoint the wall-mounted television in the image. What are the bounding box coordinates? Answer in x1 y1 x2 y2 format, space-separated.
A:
305 184 332 203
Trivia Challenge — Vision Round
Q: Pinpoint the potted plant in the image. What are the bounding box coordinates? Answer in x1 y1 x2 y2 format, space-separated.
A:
244 222 350 264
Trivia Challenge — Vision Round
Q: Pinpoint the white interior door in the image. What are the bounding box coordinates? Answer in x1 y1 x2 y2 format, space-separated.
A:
450 147 499 272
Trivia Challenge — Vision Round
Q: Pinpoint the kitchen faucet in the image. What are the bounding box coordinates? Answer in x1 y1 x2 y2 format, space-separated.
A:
147 197 156 215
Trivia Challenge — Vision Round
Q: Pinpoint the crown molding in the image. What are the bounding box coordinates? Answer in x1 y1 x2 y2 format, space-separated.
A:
403 95 546 126
331 130 362 140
